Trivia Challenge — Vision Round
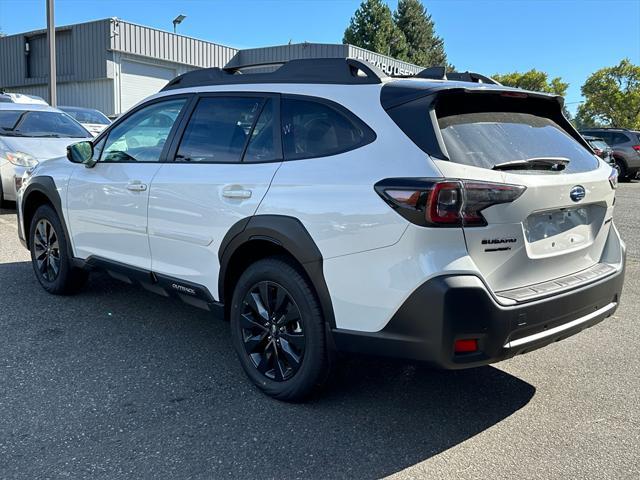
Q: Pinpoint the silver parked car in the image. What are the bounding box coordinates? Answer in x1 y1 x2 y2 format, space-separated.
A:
59 106 111 137
0 103 91 206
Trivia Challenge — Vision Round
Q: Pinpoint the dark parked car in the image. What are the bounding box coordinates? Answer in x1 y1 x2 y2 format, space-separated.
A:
580 128 640 180
584 135 615 165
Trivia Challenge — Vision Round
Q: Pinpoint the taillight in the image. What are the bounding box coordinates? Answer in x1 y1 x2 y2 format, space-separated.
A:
375 178 526 227
609 167 618 190
633 145 640 153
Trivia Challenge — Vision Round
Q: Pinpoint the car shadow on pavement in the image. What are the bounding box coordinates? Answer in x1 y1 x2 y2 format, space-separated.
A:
0 261 535 479
0 204 17 215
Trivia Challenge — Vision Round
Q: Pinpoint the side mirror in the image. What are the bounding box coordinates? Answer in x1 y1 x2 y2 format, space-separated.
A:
67 141 95 167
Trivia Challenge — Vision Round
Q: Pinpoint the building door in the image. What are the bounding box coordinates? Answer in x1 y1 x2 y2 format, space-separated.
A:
120 60 176 113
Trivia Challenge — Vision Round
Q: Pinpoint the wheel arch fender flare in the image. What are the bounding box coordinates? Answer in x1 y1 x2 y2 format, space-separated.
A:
21 176 74 258
218 215 336 328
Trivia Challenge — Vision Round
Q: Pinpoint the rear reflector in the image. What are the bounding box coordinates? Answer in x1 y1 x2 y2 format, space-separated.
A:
454 339 478 354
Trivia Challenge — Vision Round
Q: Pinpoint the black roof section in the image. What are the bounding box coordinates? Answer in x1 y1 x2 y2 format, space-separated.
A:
161 58 389 90
380 78 562 110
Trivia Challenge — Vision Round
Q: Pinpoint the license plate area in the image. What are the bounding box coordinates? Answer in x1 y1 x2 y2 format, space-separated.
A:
524 204 606 257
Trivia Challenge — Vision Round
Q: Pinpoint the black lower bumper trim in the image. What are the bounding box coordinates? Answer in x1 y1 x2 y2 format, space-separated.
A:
331 262 625 369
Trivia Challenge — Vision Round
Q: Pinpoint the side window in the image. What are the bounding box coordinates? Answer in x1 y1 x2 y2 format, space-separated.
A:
101 98 186 163
281 97 372 160
175 96 264 163
243 99 279 162
611 132 630 145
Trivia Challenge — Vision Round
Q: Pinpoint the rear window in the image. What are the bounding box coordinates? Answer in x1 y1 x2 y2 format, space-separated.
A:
62 107 110 125
439 112 599 173
589 139 609 151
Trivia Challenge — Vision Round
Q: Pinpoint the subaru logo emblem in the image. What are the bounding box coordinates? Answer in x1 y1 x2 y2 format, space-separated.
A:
570 185 586 202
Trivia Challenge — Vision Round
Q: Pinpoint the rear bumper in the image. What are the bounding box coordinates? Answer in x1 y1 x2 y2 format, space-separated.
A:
331 257 625 369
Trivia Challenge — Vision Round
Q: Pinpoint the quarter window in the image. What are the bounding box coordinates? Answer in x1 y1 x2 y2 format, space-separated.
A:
175 96 268 163
281 98 372 160
101 99 186 163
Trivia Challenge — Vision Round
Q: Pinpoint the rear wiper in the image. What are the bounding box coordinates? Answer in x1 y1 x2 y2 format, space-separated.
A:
492 157 570 171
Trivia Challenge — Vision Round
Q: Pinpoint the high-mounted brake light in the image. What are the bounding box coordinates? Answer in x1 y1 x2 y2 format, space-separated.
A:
500 91 528 99
376 178 526 227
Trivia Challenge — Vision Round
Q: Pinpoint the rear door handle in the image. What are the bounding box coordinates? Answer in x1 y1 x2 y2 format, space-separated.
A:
222 188 252 199
127 181 147 192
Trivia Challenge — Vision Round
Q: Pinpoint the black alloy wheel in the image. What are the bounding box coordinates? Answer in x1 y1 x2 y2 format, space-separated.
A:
230 256 330 401
29 204 88 294
33 218 61 282
239 281 305 382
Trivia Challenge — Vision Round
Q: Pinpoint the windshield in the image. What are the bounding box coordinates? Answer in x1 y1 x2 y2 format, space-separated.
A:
62 107 110 125
0 110 91 138
439 112 599 174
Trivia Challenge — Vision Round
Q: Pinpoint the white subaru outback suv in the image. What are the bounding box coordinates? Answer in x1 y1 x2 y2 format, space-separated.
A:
17 59 626 401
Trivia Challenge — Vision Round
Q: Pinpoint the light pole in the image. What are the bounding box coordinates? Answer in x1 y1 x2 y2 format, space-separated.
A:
46 0 56 106
172 14 186 34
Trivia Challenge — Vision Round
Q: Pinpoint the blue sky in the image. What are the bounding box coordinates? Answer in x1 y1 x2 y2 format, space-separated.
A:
1 0 638 114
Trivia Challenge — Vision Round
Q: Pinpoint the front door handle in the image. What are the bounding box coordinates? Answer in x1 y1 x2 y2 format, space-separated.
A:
127 181 147 192
222 188 252 199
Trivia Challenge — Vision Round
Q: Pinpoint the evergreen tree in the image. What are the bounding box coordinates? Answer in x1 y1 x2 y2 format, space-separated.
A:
394 0 447 67
343 0 408 60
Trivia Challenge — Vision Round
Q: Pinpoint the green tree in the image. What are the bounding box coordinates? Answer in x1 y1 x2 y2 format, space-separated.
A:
343 0 408 60
576 59 640 129
492 70 569 97
394 0 447 67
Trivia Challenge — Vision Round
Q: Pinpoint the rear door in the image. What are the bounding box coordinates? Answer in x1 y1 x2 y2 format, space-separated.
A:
147 93 282 299
433 98 617 294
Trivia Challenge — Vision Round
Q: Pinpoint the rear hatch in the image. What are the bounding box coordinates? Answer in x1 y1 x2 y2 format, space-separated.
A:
384 84 618 298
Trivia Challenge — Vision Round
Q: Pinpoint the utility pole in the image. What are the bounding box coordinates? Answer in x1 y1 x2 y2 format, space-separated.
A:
46 0 56 106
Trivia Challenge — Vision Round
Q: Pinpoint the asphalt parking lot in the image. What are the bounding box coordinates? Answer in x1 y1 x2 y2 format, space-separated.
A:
0 183 639 480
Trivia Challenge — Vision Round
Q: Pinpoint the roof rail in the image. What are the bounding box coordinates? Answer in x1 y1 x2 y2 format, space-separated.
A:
161 58 388 91
413 67 501 85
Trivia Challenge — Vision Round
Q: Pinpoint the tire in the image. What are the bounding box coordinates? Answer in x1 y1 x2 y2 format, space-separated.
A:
230 256 330 401
0 176 7 209
29 204 88 294
614 159 629 182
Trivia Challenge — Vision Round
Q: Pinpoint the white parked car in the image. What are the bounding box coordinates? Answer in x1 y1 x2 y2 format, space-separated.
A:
59 106 111 137
0 104 92 206
16 59 626 401
0 92 49 106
